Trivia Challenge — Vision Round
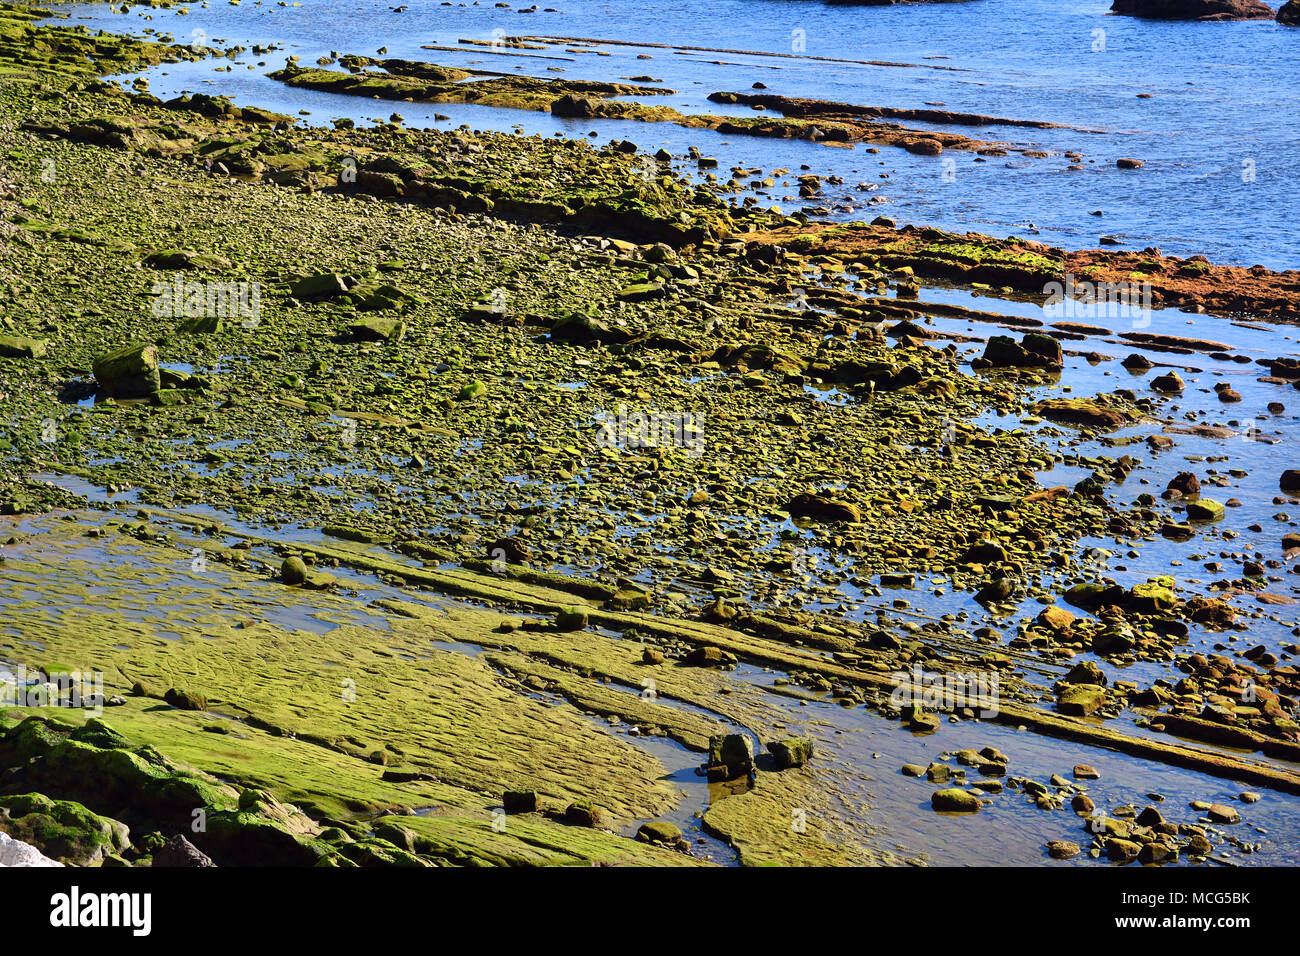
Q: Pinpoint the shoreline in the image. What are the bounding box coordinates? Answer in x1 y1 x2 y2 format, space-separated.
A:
2 1 1299 869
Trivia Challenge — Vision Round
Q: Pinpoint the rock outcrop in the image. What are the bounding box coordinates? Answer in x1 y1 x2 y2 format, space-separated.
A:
1111 0 1275 20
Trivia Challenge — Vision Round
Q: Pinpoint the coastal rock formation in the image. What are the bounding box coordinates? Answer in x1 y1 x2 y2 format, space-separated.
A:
1111 0 1275 20
0 830 63 867
1279 0 1300 22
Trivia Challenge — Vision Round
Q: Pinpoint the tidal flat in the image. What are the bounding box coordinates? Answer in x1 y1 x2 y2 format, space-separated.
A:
2 0 1300 869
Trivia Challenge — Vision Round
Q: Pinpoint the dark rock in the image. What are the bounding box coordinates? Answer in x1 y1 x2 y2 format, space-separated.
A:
152 834 216 867
1111 0 1275 20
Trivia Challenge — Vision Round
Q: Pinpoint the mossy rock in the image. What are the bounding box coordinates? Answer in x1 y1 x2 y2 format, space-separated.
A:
564 801 601 827
1057 683 1107 717
0 793 129 865
635 820 682 845
554 606 589 632
164 688 208 711
930 788 981 813
0 335 46 359
767 737 814 770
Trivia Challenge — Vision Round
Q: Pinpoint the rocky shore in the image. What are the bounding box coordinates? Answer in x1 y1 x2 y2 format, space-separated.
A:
2 2 1299 867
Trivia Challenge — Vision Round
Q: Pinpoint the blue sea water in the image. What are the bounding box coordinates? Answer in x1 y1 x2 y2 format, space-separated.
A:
45 0 1300 268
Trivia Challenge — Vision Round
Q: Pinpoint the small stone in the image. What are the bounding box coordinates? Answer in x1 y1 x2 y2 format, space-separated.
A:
1046 840 1080 859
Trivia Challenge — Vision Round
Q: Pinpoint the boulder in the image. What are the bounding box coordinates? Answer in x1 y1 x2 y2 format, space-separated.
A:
1125 580 1179 614
1105 837 1141 862
684 646 735 667
550 311 629 346
0 794 128 866
931 788 981 812
1064 661 1107 686
152 834 216 867
0 830 62 867
707 733 754 779
163 688 208 711
767 737 814 769
1057 684 1107 717
1151 370 1185 393
281 556 308 585
1036 605 1075 636
550 93 599 117
1030 397 1134 430
347 316 405 343
1207 803 1241 824
289 273 349 299
783 492 861 524
0 335 46 359
92 342 160 399
554 606 589 631
1111 0 1275 19
502 789 537 814
1186 498 1225 522
1046 840 1080 859
635 820 682 845
564 801 601 827
982 333 1062 369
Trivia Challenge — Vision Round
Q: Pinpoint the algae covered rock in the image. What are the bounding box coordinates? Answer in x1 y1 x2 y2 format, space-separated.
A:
635 820 683 845
281 556 308 584
164 688 208 711
0 793 128 866
289 272 349 299
981 332 1062 369
783 492 861 524
347 315 405 343
1186 498 1225 522
1057 683 1107 717
502 789 537 814
767 737 814 769
563 800 601 827
931 788 981 812
554 606 589 631
92 342 160 399
0 335 46 359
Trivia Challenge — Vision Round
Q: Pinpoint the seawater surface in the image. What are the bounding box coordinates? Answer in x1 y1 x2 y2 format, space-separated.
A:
45 0 1300 268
